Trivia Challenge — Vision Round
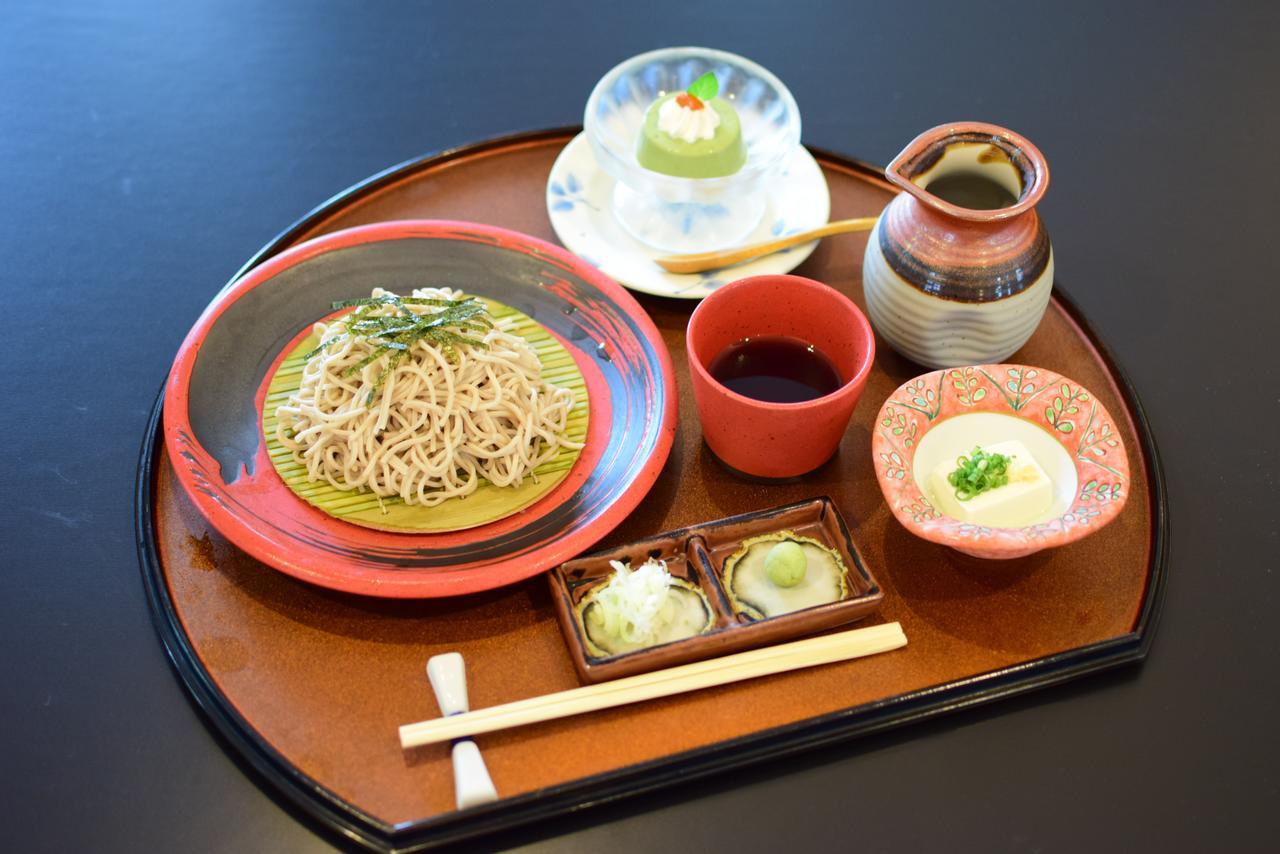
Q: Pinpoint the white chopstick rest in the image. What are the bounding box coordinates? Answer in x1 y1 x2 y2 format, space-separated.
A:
402 622 907 749
448 740 497 810
426 653 498 809
427 654 470 717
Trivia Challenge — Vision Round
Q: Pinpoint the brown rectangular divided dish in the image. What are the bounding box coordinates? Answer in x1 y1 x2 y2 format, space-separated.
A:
549 497 884 682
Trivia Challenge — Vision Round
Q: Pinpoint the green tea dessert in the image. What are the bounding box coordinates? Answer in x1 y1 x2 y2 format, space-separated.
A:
636 72 746 178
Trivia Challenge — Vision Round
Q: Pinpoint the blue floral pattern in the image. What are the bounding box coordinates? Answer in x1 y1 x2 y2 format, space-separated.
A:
770 219 803 254
674 268 727 295
548 173 596 212
658 201 729 236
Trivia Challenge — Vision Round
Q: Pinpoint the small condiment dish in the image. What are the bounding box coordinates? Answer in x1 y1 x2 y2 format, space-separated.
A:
687 274 875 479
871 364 1130 559
547 497 884 683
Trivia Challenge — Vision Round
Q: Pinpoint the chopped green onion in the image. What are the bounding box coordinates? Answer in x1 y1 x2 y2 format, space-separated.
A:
947 446 1012 501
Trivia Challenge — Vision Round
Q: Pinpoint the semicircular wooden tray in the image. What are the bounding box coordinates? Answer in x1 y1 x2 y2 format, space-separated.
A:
136 128 1167 852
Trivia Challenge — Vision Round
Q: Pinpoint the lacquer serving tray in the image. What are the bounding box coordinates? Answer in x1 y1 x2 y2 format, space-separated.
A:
135 128 1167 852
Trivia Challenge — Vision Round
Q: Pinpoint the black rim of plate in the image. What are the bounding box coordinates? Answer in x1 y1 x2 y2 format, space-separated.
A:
135 127 1169 853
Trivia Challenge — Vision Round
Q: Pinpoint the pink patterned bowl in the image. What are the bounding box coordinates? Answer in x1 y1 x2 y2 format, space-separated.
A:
871 364 1130 559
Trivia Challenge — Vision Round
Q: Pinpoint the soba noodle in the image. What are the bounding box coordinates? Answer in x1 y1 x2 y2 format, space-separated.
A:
274 287 582 508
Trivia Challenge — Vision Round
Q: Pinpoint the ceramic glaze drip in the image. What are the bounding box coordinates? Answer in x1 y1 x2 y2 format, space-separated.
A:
875 213 1051 303
879 133 1050 302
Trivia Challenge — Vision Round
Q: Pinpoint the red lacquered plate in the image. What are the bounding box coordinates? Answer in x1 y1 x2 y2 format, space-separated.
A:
163 220 676 597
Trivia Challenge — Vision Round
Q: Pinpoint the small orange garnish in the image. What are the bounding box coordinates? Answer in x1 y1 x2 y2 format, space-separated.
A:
675 92 705 111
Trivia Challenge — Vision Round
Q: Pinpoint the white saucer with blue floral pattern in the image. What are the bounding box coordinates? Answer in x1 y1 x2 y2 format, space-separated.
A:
546 133 831 300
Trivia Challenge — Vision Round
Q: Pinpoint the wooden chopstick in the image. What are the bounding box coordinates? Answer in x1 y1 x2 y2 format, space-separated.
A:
399 621 906 749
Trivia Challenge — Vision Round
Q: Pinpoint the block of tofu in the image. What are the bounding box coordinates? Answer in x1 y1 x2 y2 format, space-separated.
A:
928 439 1054 527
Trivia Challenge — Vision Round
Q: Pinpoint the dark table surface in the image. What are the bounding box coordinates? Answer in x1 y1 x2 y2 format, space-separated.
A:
4 1 1277 851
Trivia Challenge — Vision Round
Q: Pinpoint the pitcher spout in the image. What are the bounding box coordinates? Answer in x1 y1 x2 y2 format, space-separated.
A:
885 122 1049 222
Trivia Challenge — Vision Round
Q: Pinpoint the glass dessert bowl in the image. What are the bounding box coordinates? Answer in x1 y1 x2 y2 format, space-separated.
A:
584 47 802 254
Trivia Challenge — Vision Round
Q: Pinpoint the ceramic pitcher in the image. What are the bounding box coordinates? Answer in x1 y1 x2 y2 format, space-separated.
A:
862 122 1052 368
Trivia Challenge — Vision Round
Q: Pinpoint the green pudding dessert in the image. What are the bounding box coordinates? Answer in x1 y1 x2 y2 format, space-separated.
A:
635 72 746 179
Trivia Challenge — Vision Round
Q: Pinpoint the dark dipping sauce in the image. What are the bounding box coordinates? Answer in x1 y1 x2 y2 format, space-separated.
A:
708 335 842 403
926 172 1019 210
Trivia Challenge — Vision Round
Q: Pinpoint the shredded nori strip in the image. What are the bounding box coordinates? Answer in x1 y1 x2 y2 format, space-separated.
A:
305 292 494 405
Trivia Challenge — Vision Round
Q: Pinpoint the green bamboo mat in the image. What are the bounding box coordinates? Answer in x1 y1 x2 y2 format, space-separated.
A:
262 298 588 532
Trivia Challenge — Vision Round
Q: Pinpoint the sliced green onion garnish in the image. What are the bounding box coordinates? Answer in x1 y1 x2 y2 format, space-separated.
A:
947 446 1012 501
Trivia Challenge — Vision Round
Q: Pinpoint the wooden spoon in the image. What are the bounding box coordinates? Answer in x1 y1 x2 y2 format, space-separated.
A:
654 215 879 274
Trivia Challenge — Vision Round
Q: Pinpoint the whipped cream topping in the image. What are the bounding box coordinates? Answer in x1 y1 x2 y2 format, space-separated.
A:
657 95 721 143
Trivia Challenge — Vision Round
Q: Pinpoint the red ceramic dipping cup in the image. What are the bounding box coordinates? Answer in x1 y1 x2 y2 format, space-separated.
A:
687 275 876 478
